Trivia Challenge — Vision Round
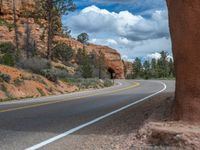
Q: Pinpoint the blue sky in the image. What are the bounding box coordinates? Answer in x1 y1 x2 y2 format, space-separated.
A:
62 0 172 61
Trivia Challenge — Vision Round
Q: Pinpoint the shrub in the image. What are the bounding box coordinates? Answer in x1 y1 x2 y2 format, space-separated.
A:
0 73 11 83
0 42 16 66
0 42 15 54
40 69 58 82
0 53 15 66
52 43 74 62
36 88 46 96
17 57 51 74
53 69 69 79
0 19 14 31
14 78 24 86
63 78 113 89
103 79 113 87
40 68 69 82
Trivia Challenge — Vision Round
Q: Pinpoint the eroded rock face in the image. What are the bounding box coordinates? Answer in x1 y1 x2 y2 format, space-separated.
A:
167 0 200 122
0 0 35 15
123 61 133 78
0 0 125 79
55 37 125 79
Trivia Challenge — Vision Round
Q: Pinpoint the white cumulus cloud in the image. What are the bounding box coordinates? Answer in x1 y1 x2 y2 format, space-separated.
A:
63 5 171 60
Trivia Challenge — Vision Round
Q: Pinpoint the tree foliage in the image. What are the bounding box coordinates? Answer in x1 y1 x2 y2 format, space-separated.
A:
0 42 16 66
76 47 93 78
52 43 74 62
95 51 107 79
132 51 175 79
133 57 142 78
35 0 76 59
77 33 89 44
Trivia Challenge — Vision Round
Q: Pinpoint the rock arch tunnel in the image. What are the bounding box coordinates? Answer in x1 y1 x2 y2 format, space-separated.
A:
167 0 200 122
108 67 116 79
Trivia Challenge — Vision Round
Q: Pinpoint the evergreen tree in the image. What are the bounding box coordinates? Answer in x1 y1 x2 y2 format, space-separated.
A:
81 54 93 78
168 58 175 77
96 51 106 79
130 51 175 80
76 47 93 78
143 60 151 79
133 57 142 78
36 0 76 60
12 0 19 51
157 51 169 78
77 33 89 44
150 58 157 78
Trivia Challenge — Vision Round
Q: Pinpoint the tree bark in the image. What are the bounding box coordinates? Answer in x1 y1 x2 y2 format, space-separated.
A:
12 0 19 51
47 0 53 60
167 0 200 122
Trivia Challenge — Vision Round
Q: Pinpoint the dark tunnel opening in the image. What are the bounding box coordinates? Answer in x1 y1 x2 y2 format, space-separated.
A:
108 68 115 79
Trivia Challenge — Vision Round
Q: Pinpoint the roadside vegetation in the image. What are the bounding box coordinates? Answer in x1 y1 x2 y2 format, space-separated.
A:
128 51 175 80
0 0 114 102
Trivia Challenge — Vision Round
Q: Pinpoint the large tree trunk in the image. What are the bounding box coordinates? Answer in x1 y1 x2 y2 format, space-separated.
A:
167 0 200 122
12 0 19 50
47 0 53 60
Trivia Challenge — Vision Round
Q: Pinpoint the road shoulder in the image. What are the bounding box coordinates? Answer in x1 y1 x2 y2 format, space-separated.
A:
41 91 175 150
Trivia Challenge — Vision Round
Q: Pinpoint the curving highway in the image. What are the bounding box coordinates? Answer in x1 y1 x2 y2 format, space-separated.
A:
0 80 175 150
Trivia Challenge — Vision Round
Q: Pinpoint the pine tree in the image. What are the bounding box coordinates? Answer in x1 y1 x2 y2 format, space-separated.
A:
36 0 76 60
151 58 157 78
81 55 93 78
133 57 142 78
96 50 106 79
143 60 151 79
12 0 19 51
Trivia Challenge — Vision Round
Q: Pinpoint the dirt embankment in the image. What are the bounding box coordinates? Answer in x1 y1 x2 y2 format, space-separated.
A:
0 65 78 101
60 91 200 150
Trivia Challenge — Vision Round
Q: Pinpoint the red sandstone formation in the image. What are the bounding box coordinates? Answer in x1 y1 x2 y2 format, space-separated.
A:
55 37 125 79
167 0 200 122
123 61 134 78
0 0 125 79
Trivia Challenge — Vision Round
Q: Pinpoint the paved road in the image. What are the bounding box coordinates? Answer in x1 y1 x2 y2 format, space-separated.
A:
0 80 175 150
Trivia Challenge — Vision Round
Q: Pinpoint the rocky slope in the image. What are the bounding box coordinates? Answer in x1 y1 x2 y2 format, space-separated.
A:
0 64 78 101
167 0 200 122
0 0 125 79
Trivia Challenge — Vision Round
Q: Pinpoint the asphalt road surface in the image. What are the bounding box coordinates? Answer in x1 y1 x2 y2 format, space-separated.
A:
0 80 175 150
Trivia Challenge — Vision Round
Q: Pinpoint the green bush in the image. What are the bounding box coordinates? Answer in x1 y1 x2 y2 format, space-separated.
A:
63 78 113 89
36 88 46 96
14 78 24 86
0 19 14 31
53 69 69 79
17 57 51 74
103 79 113 87
40 69 58 82
0 42 15 53
52 43 74 62
40 68 69 82
0 73 11 83
0 53 15 66
0 42 16 66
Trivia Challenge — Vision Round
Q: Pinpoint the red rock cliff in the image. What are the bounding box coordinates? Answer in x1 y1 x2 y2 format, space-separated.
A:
55 37 125 79
0 0 125 79
167 0 200 122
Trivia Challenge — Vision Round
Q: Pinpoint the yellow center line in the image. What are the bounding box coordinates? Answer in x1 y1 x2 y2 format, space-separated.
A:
0 82 140 113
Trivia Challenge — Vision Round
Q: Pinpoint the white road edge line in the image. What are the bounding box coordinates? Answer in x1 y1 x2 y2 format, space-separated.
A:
25 81 167 150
